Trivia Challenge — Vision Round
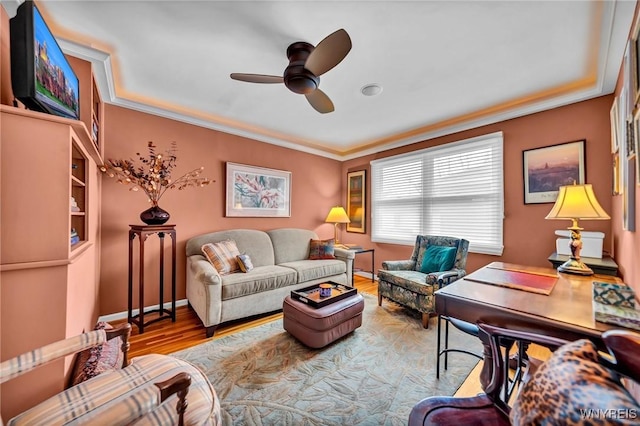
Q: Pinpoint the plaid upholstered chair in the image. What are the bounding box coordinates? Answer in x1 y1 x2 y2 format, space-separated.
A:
0 323 221 425
377 235 469 328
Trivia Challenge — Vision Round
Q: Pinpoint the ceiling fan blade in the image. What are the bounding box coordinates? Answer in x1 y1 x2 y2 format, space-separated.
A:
230 73 284 84
305 89 335 114
304 29 352 76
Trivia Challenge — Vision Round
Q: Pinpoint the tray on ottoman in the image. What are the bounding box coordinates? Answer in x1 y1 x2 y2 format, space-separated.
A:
291 282 357 308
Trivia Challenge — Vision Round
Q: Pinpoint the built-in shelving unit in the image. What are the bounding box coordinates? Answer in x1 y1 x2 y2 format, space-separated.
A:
71 141 87 248
91 75 102 151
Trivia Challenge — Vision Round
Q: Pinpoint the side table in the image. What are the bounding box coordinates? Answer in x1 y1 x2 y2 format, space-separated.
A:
547 252 618 276
128 224 177 333
351 248 375 285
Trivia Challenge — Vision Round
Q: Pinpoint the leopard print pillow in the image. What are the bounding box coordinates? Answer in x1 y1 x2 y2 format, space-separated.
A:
510 339 640 425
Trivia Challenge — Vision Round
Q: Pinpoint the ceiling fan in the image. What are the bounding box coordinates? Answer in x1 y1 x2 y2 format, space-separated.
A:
230 29 352 114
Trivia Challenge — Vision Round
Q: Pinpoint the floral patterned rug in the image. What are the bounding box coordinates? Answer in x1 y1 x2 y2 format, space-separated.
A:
171 293 481 426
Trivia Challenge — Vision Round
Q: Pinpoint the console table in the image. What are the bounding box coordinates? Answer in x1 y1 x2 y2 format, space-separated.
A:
547 252 618 276
351 248 375 285
128 224 177 333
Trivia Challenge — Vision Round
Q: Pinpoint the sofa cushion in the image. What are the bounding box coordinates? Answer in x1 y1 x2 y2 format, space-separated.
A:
309 239 335 260
280 259 346 282
377 269 436 296
220 265 297 300
202 240 241 275
267 228 319 264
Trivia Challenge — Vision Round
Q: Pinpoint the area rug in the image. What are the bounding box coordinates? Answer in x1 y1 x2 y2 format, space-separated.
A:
171 293 481 425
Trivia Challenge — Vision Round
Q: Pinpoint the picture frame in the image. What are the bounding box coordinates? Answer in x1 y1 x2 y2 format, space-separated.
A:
623 156 636 232
631 12 640 105
225 162 291 217
523 140 585 204
610 99 619 153
346 170 366 233
627 115 636 159
613 153 620 195
635 108 640 185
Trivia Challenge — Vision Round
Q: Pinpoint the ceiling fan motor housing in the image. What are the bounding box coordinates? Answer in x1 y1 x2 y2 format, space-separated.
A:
284 42 319 94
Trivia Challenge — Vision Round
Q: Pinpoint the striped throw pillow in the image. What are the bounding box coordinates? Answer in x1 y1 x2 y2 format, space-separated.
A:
202 240 241 275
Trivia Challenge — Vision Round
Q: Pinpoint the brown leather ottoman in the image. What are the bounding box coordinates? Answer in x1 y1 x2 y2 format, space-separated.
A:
283 293 365 348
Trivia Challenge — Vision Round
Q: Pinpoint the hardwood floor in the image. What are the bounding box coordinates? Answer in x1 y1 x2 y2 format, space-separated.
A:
117 275 379 358
116 275 544 400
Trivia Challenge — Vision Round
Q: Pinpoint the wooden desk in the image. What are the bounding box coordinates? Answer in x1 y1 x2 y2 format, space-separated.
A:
435 261 623 348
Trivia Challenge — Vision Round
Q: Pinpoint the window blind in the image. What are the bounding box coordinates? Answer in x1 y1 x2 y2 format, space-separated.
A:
371 132 504 255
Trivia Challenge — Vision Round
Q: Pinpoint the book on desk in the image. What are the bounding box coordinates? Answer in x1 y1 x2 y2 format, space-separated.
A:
464 264 558 295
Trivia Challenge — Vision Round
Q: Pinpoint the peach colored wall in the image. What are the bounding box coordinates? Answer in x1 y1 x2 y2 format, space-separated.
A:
1 267 68 419
99 105 343 315
343 96 616 276
610 2 640 295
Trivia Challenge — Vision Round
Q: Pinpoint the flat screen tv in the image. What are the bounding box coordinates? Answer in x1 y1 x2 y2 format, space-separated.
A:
10 1 80 120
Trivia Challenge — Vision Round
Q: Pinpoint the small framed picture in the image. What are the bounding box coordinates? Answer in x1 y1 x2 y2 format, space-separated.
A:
613 153 620 195
635 109 640 185
610 99 619 153
523 140 585 204
346 170 366 233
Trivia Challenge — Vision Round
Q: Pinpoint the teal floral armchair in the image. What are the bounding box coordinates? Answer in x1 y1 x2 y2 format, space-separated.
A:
377 235 469 328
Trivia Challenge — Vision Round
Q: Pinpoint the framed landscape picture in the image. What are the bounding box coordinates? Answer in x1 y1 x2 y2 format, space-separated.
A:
225 162 291 217
346 170 365 233
523 140 585 204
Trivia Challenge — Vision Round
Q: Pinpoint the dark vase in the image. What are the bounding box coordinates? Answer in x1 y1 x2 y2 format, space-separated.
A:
140 204 170 225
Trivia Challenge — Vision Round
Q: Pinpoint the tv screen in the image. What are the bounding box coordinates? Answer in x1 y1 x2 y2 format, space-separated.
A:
10 1 80 120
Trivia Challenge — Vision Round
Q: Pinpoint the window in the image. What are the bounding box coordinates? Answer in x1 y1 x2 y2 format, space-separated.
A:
370 132 504 255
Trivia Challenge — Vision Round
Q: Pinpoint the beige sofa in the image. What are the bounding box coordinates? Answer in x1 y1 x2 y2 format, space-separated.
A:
186 228 355 337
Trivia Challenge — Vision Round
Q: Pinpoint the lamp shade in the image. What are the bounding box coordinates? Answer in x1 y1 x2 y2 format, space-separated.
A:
325 206 350 224
545 183 610 222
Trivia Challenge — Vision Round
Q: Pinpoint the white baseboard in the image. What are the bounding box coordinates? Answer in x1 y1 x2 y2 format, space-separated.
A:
355 271 377 280
98 299 189 323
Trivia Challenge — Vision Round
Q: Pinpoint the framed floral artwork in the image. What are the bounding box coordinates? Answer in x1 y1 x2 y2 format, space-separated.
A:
346 170 365 233
225 162 291 217
523 140 585 204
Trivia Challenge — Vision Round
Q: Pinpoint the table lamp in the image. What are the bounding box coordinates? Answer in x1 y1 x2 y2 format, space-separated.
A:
545 182 610 275
325 206 350 244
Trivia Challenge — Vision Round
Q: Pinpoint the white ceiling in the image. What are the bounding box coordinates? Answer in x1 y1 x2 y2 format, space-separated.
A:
3 1 636 160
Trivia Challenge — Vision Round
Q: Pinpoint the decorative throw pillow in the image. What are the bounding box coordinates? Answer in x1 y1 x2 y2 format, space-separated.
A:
70 322 124 386
309 239 335 260
510 339 640 425
202 240 241 275
420 245 457 273
236 254 254 272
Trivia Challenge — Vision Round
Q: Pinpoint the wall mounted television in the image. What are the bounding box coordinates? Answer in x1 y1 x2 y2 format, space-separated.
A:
10 1 80 120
